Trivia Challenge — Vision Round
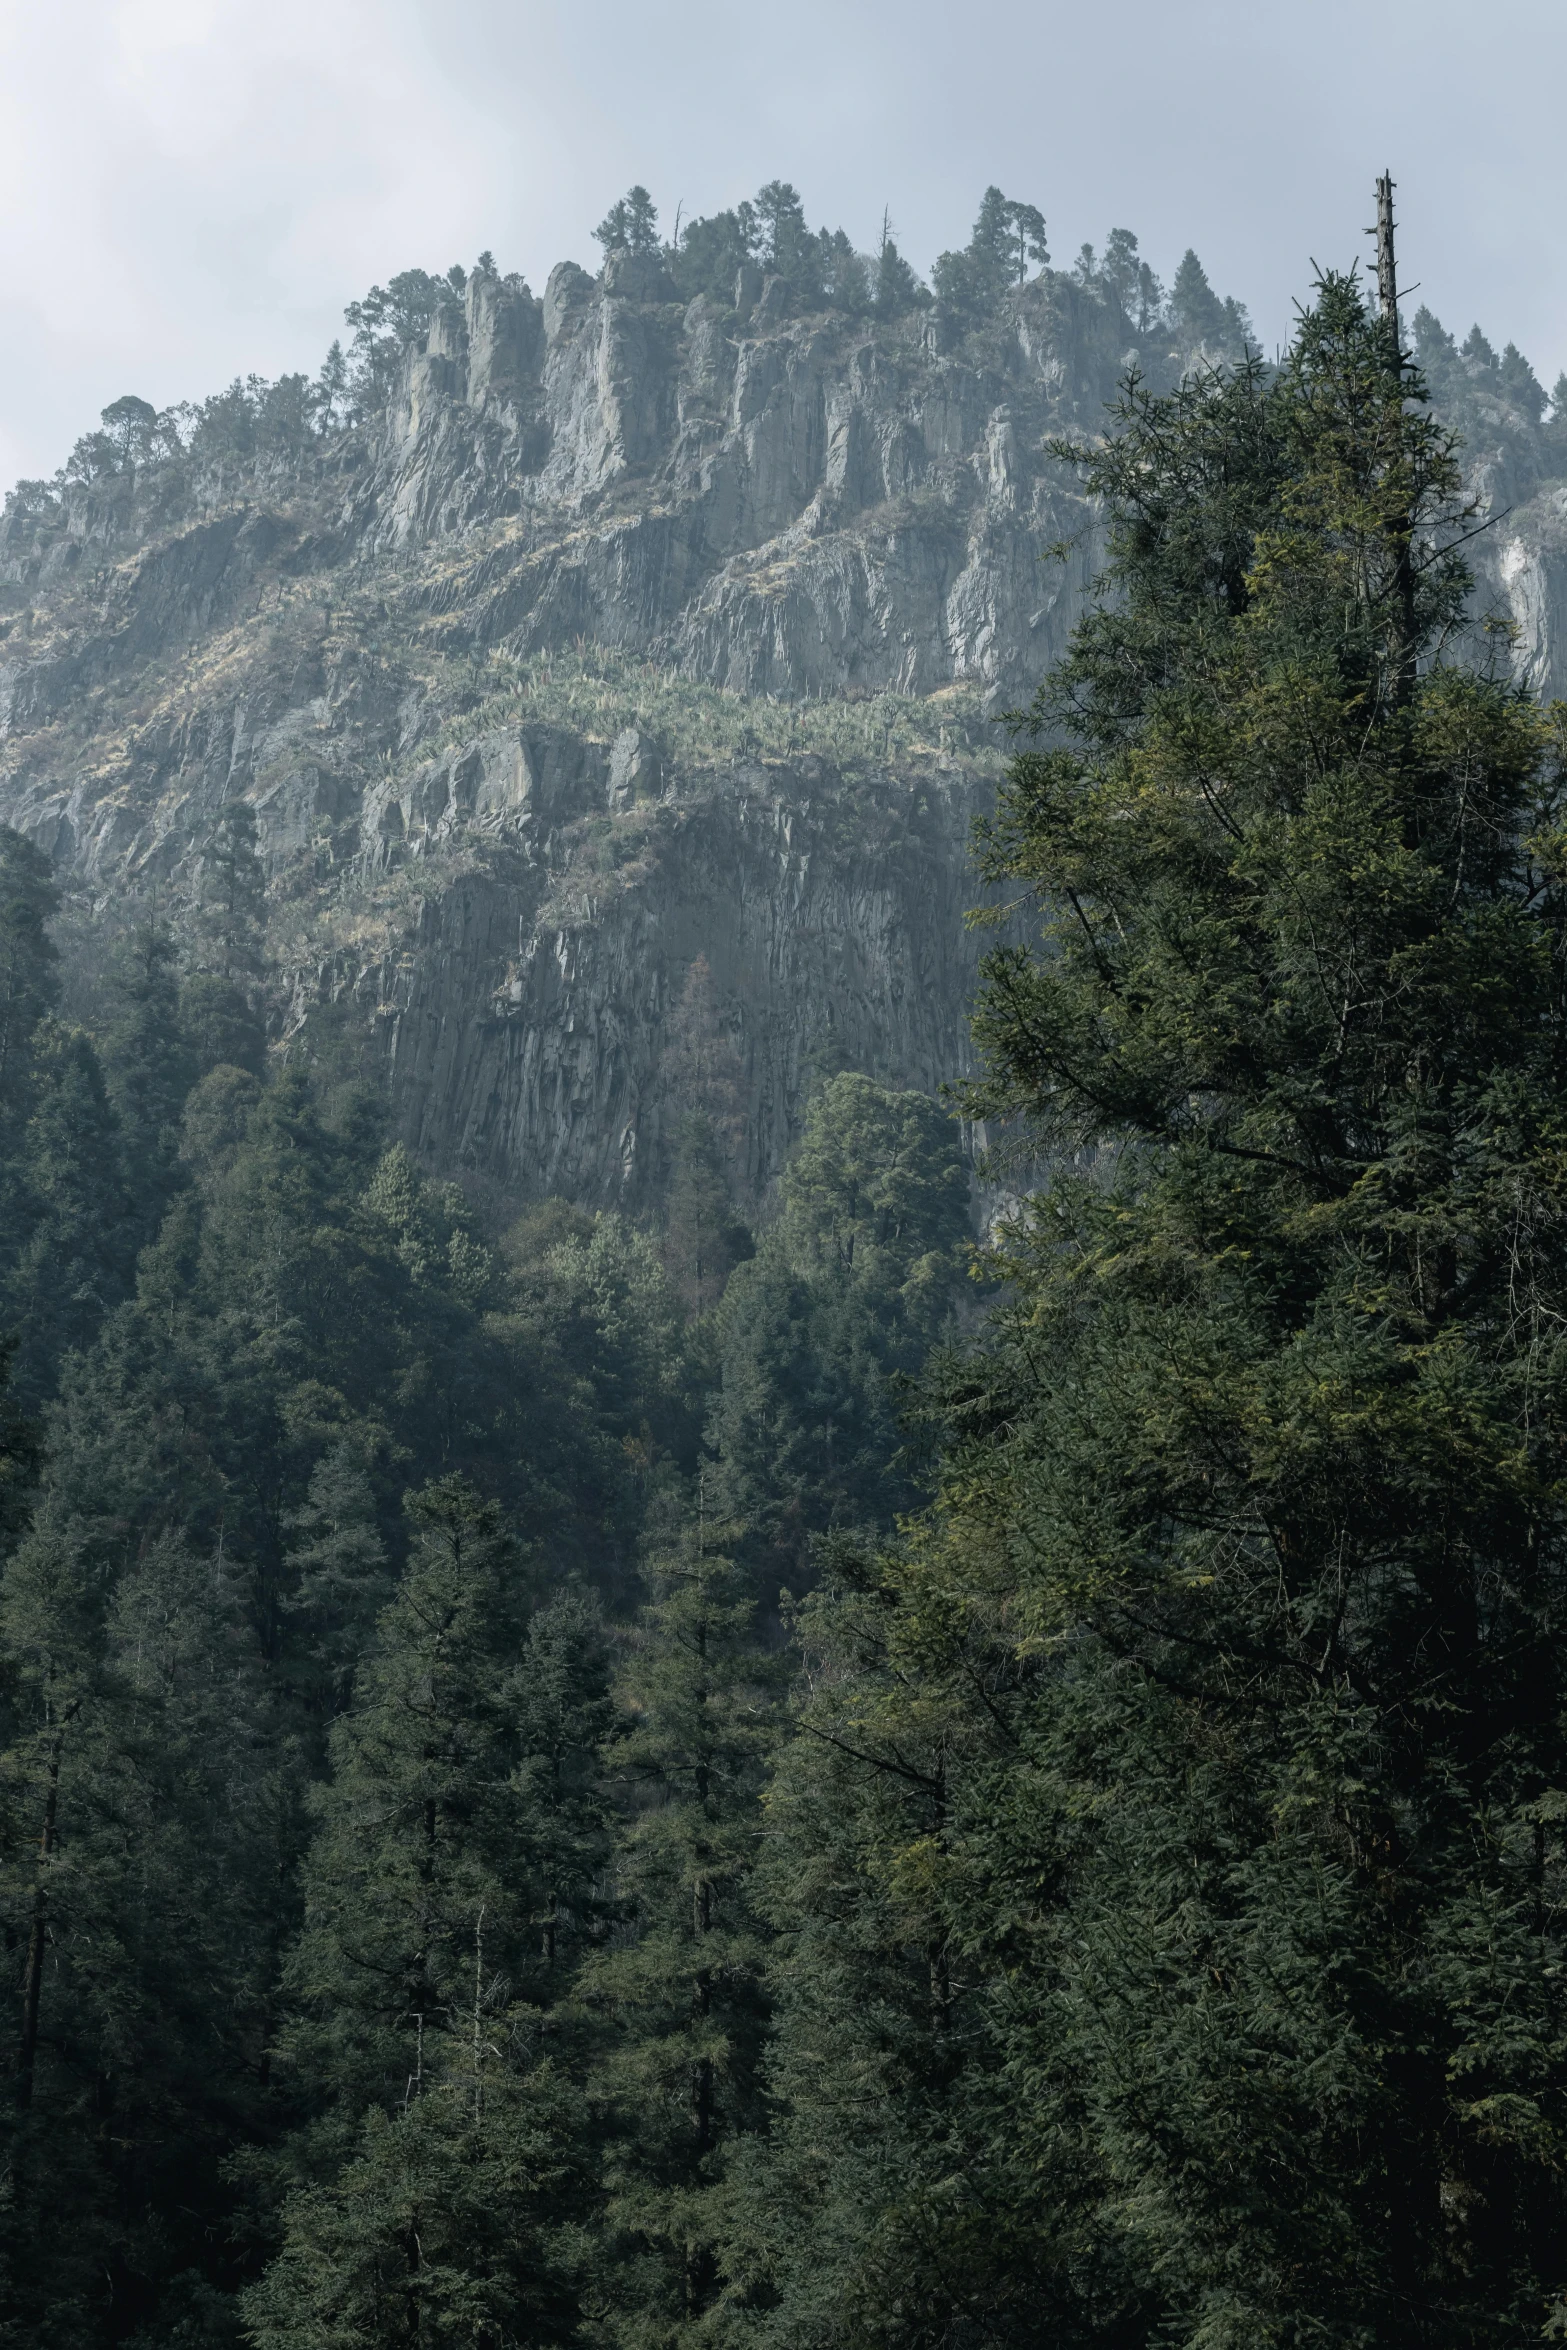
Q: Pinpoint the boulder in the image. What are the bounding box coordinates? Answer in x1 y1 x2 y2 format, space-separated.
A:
608 726 661 808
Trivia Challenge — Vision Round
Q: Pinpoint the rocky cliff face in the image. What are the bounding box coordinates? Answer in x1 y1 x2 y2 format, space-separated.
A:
3 258 1563 1208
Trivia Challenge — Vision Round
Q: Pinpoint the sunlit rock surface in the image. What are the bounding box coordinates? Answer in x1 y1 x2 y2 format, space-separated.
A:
3 259 1559 1203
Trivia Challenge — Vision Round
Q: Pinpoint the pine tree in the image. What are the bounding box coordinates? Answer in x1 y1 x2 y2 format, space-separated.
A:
932 189 1046 318
1099 226 1142 316
595 186 660 257
342 271 445 411
1463 321 1501 374
178 969 266 1079
752 181 812 281
0 828 58 1137
0 1505 116 2344
269 1474 518 2110
772 1072 967 1306
191 800 265 984
835 269 1567 2342
243 2081 583 2350
509 1583 614 1996
816 228 869 316
932 186 1010 315
310 338 349 431
102 918 192 1247
709 1075 970 1582
721 1540 1034 2350
670 205 761 305
583 1522 777 2347
872 222 926 319
283 1442 390 1717
1413 302 1461 396
97 395 160 466
1004 199 1048 283
659 959 743 1139
5 1023 130 1406
1168 245 1226 342
1500 339 1548 419
249 1478 587 2349
0 1510 271 2347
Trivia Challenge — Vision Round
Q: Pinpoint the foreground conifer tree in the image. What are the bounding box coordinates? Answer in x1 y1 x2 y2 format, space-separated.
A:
585 1517 777 2348
0 1509 269 2348
748 275 1567 2346
245 1479 586 2350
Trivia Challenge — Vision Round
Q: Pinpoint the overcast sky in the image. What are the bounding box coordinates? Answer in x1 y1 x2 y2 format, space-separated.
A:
2 0 1563 492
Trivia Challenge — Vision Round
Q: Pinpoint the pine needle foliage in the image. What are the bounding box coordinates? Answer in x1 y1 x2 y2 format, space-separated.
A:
584 1523 779 2350
750 273 1567 2347
248 1479 588 2350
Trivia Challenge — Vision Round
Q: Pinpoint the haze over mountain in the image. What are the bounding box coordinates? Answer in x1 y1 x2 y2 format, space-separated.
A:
5 0 1567 487
6 176 1564 1213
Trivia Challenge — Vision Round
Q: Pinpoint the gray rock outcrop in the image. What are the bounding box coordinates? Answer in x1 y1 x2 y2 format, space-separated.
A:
3 256 1564 1209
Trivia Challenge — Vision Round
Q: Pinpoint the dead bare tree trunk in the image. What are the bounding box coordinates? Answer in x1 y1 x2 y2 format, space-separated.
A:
1375 171 1419 704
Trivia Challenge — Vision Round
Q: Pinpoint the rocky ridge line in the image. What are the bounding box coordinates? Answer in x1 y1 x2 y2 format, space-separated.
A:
1 254 1563 1204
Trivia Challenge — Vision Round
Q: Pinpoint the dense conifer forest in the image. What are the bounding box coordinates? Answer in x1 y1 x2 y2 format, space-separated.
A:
5 202 1567 2348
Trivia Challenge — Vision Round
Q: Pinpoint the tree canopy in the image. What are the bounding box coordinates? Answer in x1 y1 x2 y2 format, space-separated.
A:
750 269 1567 2347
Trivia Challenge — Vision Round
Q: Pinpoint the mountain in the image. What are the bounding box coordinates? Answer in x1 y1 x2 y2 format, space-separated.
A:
1 209 1562 1210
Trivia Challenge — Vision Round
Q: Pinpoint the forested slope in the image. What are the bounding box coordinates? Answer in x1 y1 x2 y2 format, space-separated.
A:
4 188 1567 2348
0 842 972 2340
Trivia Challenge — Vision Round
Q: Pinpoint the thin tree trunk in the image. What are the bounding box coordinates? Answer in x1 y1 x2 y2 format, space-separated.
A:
1375 172 1419 704
17 1701 78 2109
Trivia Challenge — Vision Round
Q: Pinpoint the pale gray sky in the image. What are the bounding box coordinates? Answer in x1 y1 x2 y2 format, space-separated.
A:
2 0 1563 491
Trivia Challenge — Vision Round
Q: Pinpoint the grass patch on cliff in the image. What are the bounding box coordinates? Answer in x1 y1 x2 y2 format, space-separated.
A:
402 643 1007 783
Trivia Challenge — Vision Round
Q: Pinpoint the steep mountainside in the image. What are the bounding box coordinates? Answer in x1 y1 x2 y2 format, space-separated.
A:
2 235 1564 1206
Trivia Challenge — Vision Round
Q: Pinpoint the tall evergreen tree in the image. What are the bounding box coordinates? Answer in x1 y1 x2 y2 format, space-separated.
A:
1167 247 1252 349
283 1442 391 1719
583 1522 777 2347
671 205 760 304
752 182 812 280
0 829 58 1137
709 1074 969 1577
5 1023 129 1407
191 800 265 985
723 1540 1032 2350
932 188 1046 317
101 919 192 1247
873 226 926 320
1167 245 1224 340
0 829 61 1319
267 1477 519 2119
311 337 349 431
509 1583 615 1998
816 227 870 315
665 1112 752 1322
178 970 266 1079
1098 225 1143 314
0 1510 271 2347
595 186 661 257
249 1478 586 2349
745 271 1567 2346
1500 338 1548 419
